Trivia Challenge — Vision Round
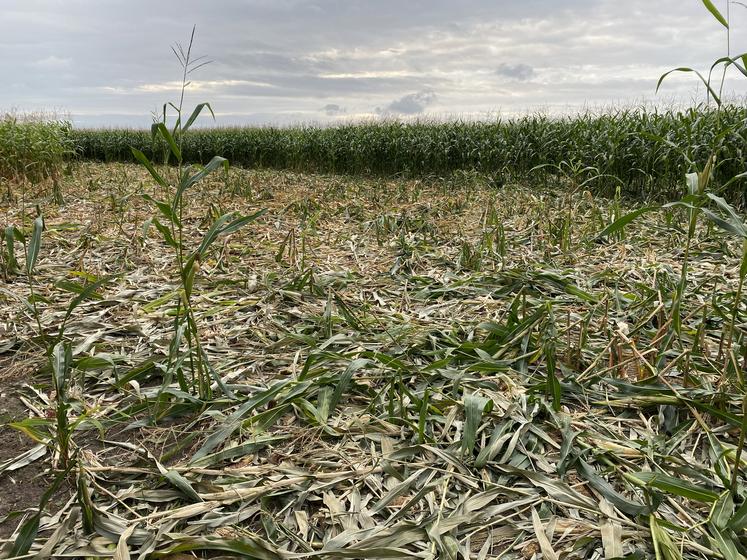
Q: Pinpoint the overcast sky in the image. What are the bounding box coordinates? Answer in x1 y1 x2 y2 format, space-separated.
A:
4 0 747 127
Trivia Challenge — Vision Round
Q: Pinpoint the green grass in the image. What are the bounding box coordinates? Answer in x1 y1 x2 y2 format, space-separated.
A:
72 104 747 205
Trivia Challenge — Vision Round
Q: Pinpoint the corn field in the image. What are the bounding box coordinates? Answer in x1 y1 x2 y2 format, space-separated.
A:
3 6 747 554
0 115 75 184
72 105 747 205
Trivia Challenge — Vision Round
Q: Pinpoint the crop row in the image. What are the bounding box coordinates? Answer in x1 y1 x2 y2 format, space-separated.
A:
0 116 75 184
31 105 747 204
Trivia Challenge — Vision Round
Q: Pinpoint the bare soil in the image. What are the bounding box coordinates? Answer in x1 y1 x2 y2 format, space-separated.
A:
0 379 49 539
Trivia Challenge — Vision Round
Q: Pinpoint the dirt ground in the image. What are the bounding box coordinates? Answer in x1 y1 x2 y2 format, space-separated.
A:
0 375 55 539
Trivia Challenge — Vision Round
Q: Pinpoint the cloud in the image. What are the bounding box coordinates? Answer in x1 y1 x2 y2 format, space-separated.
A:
2 0 746 126
378 90 437 115
495 63 535 81
321 103 345 115
33 56 72 69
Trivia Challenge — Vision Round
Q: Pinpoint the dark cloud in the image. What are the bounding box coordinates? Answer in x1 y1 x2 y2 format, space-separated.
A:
378 90 436 115
496 63 535 81
321 103 345 115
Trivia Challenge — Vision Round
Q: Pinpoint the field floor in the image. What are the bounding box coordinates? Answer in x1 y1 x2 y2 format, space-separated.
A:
1 163 746 559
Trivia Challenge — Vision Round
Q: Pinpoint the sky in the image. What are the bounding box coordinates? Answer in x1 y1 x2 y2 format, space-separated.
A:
4 0 747 127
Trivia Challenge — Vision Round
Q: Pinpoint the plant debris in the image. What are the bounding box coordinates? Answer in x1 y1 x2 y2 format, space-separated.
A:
1 162 746 559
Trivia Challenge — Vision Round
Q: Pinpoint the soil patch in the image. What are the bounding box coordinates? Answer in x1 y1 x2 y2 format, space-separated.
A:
0 381 54 539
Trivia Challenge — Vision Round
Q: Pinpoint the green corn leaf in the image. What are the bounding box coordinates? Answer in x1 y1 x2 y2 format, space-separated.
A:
710 491 734 530
183 102 215 133
218 209 266 235
143 194 180 226
544 340 562 412
164 470 203 503
577 460 651 516
475 421 515 468
329 358 369 416
462 393 493 455
8 512 41 558
195 213 237 257
295 397 331 429
650 514 683 560
359 351 410 372
77 467 95 534
536 271 597 302
152 218 179 249
131 148 168 188
57 275 117 343
720 171 747 191
702 209 747 239
61 275 114 320
189 435 288 468
174 156 228 210
316 385 333 421
4 226 20 272
418 388 429 444
728 498 747 531
26 215 44 275
657 67 721 105
148 535 281 559
74 355 118 371
702 0 729 28
705 193 747 235
197 214 235 255
710 54 747 79
196 344 235 400
8 417 54 444
703 193 747 240
707 523 743 560
631 471 719 503
151 119 162 141
274 231 289 263
183 257 197 298
154 122 181 161
55 279 105 299
190 380 293 462
10 225 25 243
196 209 266 258
597 206 659 239
51 341 72 394
333 293 364 331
